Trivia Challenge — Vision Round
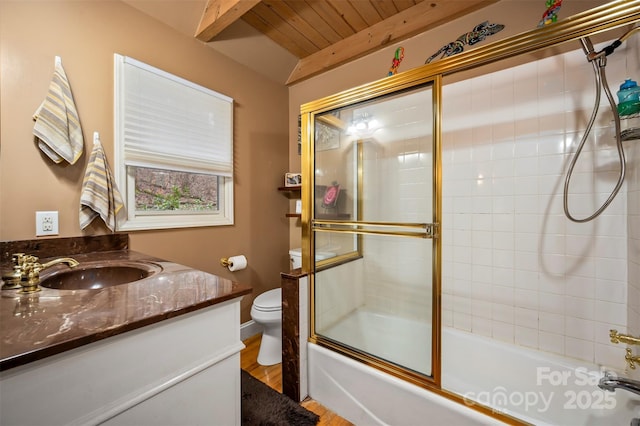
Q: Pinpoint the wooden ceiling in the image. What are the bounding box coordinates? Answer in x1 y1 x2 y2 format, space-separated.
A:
195 0 498 84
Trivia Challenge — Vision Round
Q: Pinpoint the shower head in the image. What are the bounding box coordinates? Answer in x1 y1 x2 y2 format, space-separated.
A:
580 35 608 64
579 37 595 56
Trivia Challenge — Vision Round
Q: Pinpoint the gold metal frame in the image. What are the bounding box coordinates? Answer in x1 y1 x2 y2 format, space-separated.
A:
432 73 443 390
301 2 640 425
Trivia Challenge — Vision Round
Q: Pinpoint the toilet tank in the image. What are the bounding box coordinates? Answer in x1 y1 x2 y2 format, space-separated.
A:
289 248 335 269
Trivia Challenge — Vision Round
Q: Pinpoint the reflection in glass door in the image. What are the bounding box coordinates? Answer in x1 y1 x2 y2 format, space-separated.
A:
309 83 438 380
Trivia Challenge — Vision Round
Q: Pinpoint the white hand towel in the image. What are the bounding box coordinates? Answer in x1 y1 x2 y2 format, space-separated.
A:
79 132 125 232
33 56 84 164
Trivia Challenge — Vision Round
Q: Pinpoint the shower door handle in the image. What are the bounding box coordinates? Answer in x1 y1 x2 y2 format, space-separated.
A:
312 219 439 239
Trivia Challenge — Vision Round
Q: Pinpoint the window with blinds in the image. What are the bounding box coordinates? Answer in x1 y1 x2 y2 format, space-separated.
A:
114 54 234 231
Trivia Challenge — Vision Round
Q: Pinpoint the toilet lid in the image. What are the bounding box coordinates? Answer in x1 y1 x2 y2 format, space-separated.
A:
253 288 281 311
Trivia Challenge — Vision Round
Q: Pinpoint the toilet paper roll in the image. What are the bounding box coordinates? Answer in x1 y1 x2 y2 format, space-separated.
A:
227 255 247 272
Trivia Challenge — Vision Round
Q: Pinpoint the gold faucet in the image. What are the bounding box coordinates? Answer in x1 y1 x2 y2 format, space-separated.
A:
626 349 640 370
6 253 79 293
610 329 640 346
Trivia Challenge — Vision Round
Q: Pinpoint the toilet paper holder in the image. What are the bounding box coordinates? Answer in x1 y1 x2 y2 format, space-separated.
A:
220 255 247 271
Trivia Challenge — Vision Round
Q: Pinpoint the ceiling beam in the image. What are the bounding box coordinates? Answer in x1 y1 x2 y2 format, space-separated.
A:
195 0 261 42
286 0 497 85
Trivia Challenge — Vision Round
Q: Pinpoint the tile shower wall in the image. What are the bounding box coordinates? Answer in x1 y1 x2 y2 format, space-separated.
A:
362 138 434 322
441 40 638 369
627 37 640 360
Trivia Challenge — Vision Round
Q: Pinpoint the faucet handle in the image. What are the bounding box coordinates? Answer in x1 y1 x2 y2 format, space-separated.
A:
1 253 30 289
2 265 22 290
626 348 640 370
23 254 38 263
611 329 620 343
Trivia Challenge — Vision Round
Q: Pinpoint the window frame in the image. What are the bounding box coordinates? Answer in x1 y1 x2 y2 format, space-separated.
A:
114 54 234 231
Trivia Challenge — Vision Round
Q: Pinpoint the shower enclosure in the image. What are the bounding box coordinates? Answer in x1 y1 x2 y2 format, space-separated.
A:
301 2 640 424
305 82 441 384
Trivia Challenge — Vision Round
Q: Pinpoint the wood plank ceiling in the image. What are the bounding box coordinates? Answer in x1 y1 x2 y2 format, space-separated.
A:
196 0 498 85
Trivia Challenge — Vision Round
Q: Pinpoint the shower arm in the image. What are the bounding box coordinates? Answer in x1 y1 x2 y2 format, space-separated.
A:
583 25 640 61
620 26 640 42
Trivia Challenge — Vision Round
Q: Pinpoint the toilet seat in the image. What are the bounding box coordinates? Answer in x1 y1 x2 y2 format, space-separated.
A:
252 288 281 312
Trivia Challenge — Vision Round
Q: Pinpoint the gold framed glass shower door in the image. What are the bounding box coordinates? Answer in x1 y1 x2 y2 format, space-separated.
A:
305 79 441 383
299 1 640 421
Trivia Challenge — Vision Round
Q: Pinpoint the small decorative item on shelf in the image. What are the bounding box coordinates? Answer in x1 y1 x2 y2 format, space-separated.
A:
322 181 340 209
388 47 404 76
538 0 563 27
295 200 302 214
424 21 504 64
617 79 640 117
285 172 302 187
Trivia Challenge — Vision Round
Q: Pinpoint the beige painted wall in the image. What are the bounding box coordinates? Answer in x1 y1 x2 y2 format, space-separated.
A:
0 1 290 322
287 0 607 249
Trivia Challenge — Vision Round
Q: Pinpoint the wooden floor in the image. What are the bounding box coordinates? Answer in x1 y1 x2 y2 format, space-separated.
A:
241 334 353 426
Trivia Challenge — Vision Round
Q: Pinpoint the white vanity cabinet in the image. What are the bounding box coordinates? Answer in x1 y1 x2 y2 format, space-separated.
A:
0 298 244 426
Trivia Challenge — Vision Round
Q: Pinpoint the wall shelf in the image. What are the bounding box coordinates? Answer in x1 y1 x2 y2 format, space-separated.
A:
279 186 301 218
278 185 301 192
620 112 639 141
278 185 352 219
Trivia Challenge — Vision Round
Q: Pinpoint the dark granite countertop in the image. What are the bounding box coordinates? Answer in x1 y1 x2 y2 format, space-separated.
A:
0 250 252 371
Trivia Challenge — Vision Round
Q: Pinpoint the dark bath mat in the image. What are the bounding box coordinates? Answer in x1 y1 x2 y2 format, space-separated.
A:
241 369 319 426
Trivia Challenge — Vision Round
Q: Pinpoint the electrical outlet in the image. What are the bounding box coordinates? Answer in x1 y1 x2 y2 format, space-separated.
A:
36 211 59 236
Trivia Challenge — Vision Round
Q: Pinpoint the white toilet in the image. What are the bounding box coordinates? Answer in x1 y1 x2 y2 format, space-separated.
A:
250 287 282 366
250 248 335 366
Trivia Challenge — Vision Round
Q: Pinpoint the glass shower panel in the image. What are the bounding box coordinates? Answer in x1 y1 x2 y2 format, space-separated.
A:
312 85 435 377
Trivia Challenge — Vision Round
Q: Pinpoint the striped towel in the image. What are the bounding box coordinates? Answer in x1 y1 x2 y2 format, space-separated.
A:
33 56 84 164
79 132 125 232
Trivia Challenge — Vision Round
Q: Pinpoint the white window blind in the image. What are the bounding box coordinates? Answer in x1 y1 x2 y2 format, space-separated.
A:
114 54 235 231
116 54 233 176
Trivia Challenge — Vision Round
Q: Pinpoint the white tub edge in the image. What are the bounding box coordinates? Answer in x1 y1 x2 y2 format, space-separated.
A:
308 342 507 426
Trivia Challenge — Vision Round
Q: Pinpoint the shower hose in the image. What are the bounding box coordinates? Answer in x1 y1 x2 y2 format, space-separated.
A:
563 36 627 223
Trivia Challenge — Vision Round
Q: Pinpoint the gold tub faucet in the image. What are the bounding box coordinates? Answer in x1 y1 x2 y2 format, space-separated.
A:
610 329 640 346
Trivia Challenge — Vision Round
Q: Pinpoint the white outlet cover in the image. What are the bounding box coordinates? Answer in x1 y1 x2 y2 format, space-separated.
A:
36 211 59 236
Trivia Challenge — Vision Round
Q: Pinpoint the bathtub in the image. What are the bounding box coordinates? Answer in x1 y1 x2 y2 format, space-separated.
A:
308 309 640 425
443 328 640 425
